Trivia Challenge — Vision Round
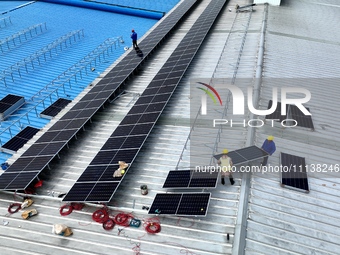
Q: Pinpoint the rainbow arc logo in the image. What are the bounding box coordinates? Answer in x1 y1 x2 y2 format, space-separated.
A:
196 82 222 115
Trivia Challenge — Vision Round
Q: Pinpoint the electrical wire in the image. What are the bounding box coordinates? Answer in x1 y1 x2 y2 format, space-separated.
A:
92 208 110 223
8 203 21 214
60 204 73 216
143 217 161 234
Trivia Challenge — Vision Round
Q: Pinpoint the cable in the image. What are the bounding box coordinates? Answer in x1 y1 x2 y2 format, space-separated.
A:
60 204 73 216
114 213 132 226
92 208 109 223
143 217 161 234
8 203 21 214
144 221 161 234
103 218 115 230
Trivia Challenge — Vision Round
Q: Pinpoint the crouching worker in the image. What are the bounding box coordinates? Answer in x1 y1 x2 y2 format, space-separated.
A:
217 149 235 185
53 224 73 237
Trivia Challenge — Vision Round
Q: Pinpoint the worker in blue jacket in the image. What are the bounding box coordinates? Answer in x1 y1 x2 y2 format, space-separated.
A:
131 29 138 49
261 136 276 166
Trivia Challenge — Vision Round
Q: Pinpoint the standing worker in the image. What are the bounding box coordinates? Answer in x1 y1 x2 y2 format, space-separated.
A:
131 29 138 49
217 149 235 185
261 135 276 166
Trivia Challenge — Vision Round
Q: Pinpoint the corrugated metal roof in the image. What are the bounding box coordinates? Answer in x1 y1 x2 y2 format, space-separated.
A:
246 0 340 254
2 0 339 254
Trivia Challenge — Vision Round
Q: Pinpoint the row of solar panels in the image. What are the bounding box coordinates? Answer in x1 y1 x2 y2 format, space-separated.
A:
63 0 229 204
0 0 199 191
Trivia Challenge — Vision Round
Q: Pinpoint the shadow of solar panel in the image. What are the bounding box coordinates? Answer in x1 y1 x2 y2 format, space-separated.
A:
162 170 191 188
128 104 148 115
121 135 146 149
102 137 126 150
149 193 182 214
111 149 139 163
189 170 218 188
85 182 119 202
90 150 117 165
112 125 134 137
130 123 154 135
281 152 309 192
290 105 314 129
176 193 210 216
63 182 95 202
120 114 140 125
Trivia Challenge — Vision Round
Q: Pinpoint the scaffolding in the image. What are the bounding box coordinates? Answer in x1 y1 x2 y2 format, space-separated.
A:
0 23 47 53
0 36 124 146
0 29 85 87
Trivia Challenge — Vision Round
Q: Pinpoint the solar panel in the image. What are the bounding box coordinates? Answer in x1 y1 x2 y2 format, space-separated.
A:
266 101 314 130
62 0 227 202
0 0 199 192
290 105 314 130
40 98 71 119
280 152 309 192
162 170 218 189
213 145 269 165
0 94 25 120
148 193 211 216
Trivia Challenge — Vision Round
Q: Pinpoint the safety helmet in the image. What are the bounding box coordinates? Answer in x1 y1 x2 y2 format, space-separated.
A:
132 29 135 32
267 135 274 141
222 149 229 154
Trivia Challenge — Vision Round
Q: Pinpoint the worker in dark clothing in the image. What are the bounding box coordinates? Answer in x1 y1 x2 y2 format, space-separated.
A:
261 136 276 166
131 29 138 49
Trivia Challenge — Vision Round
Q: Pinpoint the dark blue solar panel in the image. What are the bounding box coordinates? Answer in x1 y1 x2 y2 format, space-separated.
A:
163 170 191 188
281 152 309 192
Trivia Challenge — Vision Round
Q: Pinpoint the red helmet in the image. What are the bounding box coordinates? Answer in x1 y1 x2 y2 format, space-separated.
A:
131 29 135 32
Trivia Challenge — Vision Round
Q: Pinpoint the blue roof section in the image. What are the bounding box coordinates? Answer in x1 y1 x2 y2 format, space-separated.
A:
0 0 179 163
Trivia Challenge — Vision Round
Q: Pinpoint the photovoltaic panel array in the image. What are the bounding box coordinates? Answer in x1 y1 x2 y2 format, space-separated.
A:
213 145 269 165
280 152 309 192
0 0 198 191
63 0 227 202
162 170 218 188
148 193 211 216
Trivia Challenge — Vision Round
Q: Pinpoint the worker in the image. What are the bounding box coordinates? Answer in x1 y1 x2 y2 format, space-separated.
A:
261 135 276 166
217 149 235 185
130 29 138 49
